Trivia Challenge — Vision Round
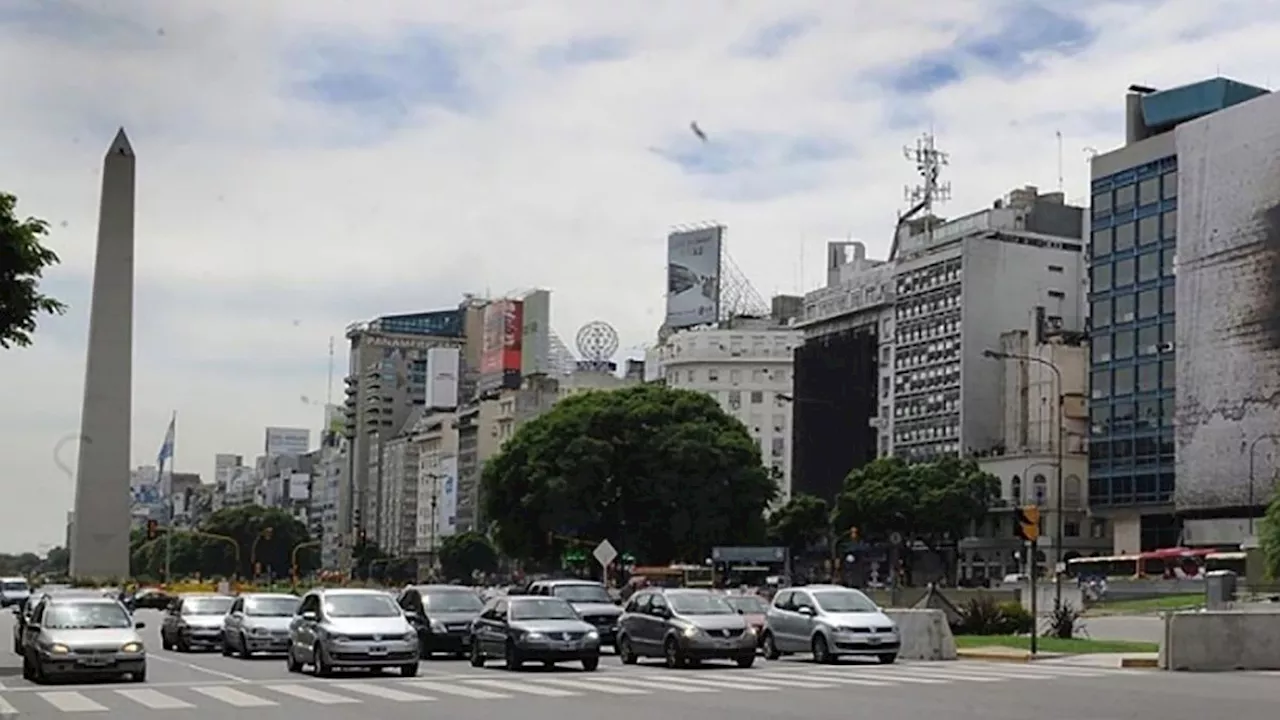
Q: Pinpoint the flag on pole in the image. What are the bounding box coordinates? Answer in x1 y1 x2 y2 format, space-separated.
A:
157 412 175 470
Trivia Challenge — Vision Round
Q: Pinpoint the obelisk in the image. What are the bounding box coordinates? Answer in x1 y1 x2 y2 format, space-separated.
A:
70 129 135 580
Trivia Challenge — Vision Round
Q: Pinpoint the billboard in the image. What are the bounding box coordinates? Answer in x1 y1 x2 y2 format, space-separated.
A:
425 347 460 408
478 299 523 393
265 427 310 457
1175 91 1280 513
437 456 458 538
665 226 723 329
521 289 552 376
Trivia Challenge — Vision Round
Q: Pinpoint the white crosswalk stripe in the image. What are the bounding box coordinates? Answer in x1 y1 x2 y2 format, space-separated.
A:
0 695 17 715
37 691 109 712
190 685 278 707
585 675 718 692
741 670 892 687
403 679 510 698
264 684 360 704
530 676 651 694
463 678 579 696
114 688 195 709
332 682 436 701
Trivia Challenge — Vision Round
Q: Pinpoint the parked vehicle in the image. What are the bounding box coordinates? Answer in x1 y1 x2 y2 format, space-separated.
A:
20 596 146 683
160 594 234 652
616 587 756 668
397 584 484 658
469 595 600 671
286 588 419 677
524 579 622 649
222 593 300 658
761 584 899 664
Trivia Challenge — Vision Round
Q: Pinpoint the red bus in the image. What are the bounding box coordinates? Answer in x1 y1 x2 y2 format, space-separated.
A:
1066 547 1216 579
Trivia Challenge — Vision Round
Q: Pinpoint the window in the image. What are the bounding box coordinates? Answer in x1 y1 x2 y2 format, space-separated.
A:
1048 265 1064 273
1138 399 1160 428
1092 191 1112 217
1091 370 1110 398
1115 258 1135 287
1010 475 1022 503
1092 263 1112 291
1092 228 1113 256
1114 366 1135 395
1139 178 1159 206
1033 475 1048 504
1162 249 1176 276
1138 325 1159 355
1091 299 1111 328
1138 289 1159 318
1138 251 1159 282
1114 329 1134 359
1091 404 1110 434
1162 210 1177 240
1115 184 1136 210
1115 294 1135 322
1161 320 1175 348
1092 334 1112 362
1138 362 1159 392
1162 284 1175 313
730 369 741 384
1064 475 1083 506
1161 359 1175 388
1162 171 1177 199
750 391 764 404
1138 214 1159 246
1114 222 1135 251
728 390 741 408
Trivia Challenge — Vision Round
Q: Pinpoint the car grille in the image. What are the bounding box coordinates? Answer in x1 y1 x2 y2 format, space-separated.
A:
548 631 588 641
708 628 745 638
875 626 895 633
77 648 119 656
584 615 616 626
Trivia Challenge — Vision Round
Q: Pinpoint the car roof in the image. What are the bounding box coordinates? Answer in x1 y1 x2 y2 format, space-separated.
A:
507 594 568 602
656 587 712 595
314 588 389 596
45 595 121 605
239 593 298 600
537 579 602 587
407 584 475 592
180 593 232 599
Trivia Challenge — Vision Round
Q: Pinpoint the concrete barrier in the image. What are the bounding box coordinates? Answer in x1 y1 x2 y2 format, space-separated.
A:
1160 610 1280 671
884 608 957 661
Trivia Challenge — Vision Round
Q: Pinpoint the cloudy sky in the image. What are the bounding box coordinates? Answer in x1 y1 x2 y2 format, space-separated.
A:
0 0 1274 552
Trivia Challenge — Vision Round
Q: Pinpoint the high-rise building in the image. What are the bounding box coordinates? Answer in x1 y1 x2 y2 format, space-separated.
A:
1088 77 1268 552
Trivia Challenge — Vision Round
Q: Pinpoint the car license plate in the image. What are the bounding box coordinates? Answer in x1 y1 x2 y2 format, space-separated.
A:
368 646 387 655
80 657 111 667
867 636 881 645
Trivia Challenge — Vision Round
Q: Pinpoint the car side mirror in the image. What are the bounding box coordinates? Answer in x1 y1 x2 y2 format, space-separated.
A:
300 611 317 621
135 621 146 629
797 606 815 616
25 624 40 631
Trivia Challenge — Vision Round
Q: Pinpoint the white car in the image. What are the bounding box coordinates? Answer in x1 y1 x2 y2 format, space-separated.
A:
761 585 899 664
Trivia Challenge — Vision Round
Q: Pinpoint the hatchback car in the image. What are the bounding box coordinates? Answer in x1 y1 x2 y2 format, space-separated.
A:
160 594 234 652
469 595 600 670
398 584 484 658
286 588 419 676
525 579 622 650
13 588 104 654
0 577 31 608
20 596 146 683
617 588 756 668
761 585 899 663
222 593 300 658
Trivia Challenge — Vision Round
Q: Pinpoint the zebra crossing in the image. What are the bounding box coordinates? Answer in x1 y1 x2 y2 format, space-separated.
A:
0 661 1148 713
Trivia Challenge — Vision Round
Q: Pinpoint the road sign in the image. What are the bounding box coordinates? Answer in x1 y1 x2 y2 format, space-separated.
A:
593 539 618 568
889 532 903 546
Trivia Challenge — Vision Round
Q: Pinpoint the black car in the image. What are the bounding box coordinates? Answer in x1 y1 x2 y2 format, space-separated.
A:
469 596 600 671
524 580 622 649
398 584 484 658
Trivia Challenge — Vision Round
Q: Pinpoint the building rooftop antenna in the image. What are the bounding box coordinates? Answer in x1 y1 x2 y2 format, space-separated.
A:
890 131 950 259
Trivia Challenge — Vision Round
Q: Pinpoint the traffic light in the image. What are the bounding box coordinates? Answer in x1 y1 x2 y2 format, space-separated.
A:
1015 506 1041 542
146 519 158 540
849 526 860 541
262 527 273 540
254 562 262 576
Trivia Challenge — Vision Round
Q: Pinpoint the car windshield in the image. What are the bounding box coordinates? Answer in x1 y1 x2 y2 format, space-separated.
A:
244 597 300 616
724 595 768 613
43 602 132 630
669 593 735 615
813 591 877 613
324 594 401 617
182 597 233 615
2 581 28 592
552 584 611 603
510 598 578 621
423 592 483 612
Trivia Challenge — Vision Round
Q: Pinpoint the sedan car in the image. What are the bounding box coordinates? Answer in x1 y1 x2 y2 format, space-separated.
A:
222 593 299 658
398 584 484 658
286 588 419 677
761 585 899 664
0 577 31 608
469 596 600 671
526 579 622 649
20 596 146 683
160 594 234 652
617 588 756 668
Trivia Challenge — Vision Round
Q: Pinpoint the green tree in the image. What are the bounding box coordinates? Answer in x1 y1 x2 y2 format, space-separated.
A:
437 531 498 581
1261 486 1280 579
833 456 999 579
767 494 832 558
482 384 777 565
0 192 67 348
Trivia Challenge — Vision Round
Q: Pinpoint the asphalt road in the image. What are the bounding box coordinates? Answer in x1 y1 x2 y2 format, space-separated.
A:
0 609 1275 718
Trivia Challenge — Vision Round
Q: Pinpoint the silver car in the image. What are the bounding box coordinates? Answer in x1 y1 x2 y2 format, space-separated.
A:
222 593 300 658
160 594 235 651
20 596 146 683
286 588 419 677
761 585 900 664
0 577 30 608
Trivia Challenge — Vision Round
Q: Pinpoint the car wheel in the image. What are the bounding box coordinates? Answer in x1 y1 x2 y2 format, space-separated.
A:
161 632 172 651
238 633 252 659
400 662 419 677
736 654 755 668
761 632 781 660
663 637 684 669
286 646 303 673
811 634 834 664
313 644 333 677
131 665 147 682
581 655 599 671
618 635 638 665
468 640 485 668
877 653 897 664
21 652 34 681
176 636 190 653
503 640 522 671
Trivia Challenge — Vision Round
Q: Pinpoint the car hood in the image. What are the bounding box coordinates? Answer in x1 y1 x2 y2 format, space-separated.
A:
569 602 621 616
679 614 748 631
511 619 594 635
740 613 766 626
46 628 141 649
427 611 480 624
3 590 30 598
823 611 896 629
325 617 412 635
241 616 293 632
181 614 225 629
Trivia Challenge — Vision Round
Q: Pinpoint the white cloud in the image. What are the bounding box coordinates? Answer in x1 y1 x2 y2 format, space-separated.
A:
2 0 1277 551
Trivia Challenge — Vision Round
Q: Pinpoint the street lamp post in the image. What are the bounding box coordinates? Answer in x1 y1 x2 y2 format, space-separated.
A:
983 348 1065 609
423 472 444 577
1247 435 1280 536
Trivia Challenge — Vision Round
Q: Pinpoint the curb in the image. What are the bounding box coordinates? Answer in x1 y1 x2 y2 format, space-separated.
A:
1120 657 1160 669
955 651 1033 663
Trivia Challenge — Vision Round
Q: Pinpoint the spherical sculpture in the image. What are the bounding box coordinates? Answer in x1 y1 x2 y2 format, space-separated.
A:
576 321 619 363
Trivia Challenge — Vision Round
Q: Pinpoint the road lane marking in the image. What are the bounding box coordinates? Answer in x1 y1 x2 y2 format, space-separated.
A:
37 691 108 712
583 676 716 693
191 686 277 707
148 653 251 682
696 672 838 688
745 671 892 687
115 688 196 709
528 676 650 694
646 674 782 691
264 684 360 704
402 680 510 699
0 695 17 715
810 669 955 684
333 682 435 701
462 678 579 696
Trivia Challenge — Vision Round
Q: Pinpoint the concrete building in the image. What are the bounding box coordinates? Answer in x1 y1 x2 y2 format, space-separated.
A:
379 417 423 557
454 399 502 532
655 318 803 501
308 443 346 570
892 185 1086 462
1088 77 1268 552
409 410 460 562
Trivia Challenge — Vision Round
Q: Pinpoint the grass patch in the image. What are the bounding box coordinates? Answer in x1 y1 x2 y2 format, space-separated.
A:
1086 593 1203 615
954 635 1159 654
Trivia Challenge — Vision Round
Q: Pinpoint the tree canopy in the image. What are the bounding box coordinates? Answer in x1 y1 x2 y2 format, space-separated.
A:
766 494 832 557
0 192 66 348
438 531 498 582
1262 486 1280 580
129 506 315 580
482 384 777 566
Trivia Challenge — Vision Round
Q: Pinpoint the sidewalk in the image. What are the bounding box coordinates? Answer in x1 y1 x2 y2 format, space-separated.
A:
956 647 1159 668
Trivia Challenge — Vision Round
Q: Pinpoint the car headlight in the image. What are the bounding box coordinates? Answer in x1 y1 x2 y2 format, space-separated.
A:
402 632 416 642
121 642 143 653
524 632 544 641
48 643 70 654
836 626 859 633
329 633 349 642
249 626 269 636
744 626 757 635
585 630 599 640
430 619 446 632
682 625 699 638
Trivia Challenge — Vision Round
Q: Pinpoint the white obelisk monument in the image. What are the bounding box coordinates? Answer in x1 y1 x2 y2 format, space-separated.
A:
70 128 135 580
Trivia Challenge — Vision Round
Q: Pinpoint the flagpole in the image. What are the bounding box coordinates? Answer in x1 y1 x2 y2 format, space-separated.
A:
164 411 175 584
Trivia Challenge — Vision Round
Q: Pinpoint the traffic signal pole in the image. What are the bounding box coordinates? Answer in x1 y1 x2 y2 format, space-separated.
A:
1027 538 1037 656
1016 505 1042 656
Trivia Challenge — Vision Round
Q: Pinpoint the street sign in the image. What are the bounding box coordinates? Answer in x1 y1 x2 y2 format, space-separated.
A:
889 532 903 546
593 539 618 568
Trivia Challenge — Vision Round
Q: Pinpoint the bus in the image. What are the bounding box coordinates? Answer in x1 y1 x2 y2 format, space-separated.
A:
1204 551 1247 575
1066 547 1217 579
628 565 714 588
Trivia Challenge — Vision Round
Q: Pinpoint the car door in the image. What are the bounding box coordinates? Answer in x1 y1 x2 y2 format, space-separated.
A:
21 601 47 655
639 593 669 655
618 592 646 650
770 590 801 651
400 590 427 646
789 591 818 649
291 594 320 660
477 599 508 654
224 597 244 644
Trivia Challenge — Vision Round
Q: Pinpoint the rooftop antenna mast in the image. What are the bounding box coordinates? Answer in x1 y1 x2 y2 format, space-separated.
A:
326 336 335 405
1056 130 1064 193
903 132 951 245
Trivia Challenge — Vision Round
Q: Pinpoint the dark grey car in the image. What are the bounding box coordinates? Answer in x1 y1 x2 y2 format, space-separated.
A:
468 596 600 671
397 585 484 658
617 588 757 668
160 594 234 652
526 580 622 649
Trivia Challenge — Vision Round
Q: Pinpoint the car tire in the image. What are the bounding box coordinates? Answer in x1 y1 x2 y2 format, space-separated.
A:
286 646 303 673
877 653 897 664
238 633 252 659
400 663 419 677
761 632 781 660
161 633 173 651
503 640 522 671
313 644 333 677
131 665 147 682
811 634 834 664
736 654 755 668
618 636 638 665
581 655 599 671
176 636 190 653
663 637 684 669
221 634 233 656
468 640 485 667
21 653 34 681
